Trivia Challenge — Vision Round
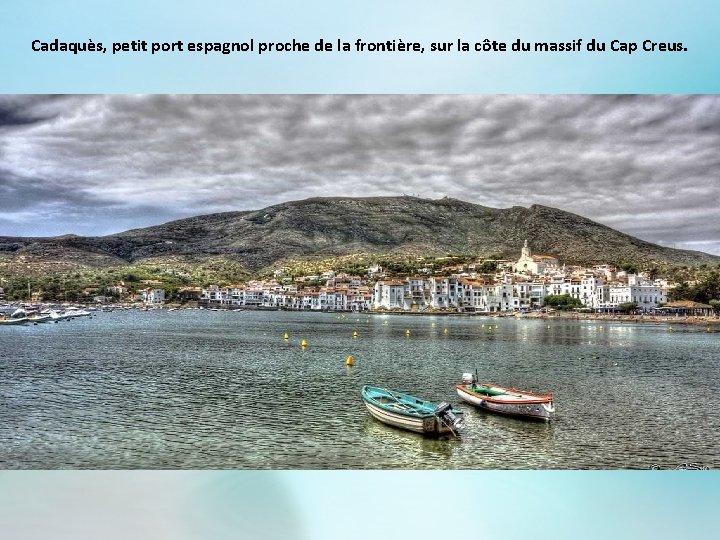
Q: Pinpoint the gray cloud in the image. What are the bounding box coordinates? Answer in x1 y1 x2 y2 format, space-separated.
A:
0 95 718 254
0 95 69 128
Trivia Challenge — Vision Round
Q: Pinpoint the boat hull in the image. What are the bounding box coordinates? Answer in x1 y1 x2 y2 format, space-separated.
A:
0 317 29 326
456 384 555 421
363 400 452 435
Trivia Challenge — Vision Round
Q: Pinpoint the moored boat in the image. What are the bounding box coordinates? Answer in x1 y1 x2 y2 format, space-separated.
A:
361 385 463 436
0 316 29 326
27 314 51 323
456 373 555 421
59 309 92 319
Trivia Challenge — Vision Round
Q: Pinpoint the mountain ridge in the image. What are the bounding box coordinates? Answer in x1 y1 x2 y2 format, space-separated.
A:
0 196 718 273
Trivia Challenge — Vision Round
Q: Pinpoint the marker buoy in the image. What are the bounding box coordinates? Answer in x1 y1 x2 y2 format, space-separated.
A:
346 355 355 366
283 332 289 340
352 331 359 338
301 339 308 347
405 329 411 336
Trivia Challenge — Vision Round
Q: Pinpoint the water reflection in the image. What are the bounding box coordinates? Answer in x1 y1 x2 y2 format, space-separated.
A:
361 416 461 465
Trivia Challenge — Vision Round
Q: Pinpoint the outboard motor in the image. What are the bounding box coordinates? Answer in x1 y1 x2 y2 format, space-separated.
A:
434 401 464 431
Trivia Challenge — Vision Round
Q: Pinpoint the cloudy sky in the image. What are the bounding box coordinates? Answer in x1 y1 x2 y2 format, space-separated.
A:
1 95 718 254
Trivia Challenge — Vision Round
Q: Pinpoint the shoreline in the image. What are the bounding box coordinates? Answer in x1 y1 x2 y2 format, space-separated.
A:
367 309 720 327
3 301 718 328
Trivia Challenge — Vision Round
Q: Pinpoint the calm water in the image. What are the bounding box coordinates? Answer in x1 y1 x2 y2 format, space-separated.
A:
1 310 718 469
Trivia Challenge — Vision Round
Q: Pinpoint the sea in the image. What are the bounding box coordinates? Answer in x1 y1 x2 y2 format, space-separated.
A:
1 309 718 469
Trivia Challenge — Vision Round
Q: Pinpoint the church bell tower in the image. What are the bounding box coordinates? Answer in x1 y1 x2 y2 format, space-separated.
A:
521 239 531 259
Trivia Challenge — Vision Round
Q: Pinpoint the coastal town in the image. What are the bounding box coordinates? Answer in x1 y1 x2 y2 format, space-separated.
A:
3 241 710 318
192 241 676 314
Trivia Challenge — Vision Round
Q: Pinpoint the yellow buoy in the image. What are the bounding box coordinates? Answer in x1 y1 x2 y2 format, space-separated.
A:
405 329 411 336
301 339 308 347
346 355 355 366
431 322 436 327
283 332 289 340
353 331 359 338
443 328 448 334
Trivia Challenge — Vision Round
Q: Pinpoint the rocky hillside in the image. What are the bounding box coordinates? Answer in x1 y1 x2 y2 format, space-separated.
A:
1 196 718 273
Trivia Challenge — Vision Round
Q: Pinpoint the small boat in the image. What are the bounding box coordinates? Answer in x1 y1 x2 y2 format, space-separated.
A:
27 314 51 323
361 385 463 436
0 316 29 326
60 309 92 319
456 373 555 421
41 310 65 322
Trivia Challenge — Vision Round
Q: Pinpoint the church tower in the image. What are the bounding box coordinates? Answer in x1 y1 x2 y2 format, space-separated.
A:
521 239 531 259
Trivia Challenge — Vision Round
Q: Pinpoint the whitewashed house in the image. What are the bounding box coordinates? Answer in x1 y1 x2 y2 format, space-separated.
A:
141 288 165 305
458 278 502 311
580 274 604 308
607 283 667 312
406 277 430 310
373 281 406 309
429 277 461 308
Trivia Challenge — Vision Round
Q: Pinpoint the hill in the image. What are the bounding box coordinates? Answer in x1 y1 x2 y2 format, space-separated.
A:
1 197 718 278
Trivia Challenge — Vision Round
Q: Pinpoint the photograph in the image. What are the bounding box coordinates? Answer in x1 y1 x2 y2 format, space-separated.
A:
1 94 718 470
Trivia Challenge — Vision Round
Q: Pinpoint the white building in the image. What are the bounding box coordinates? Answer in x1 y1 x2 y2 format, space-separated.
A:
429 277 461 308
373 281 406 309
244 287 264 306
141 288 165 305
406 277 430 310
606 284 667 312
349 288 372 311
514 240 559 275
458 278 504 312
579 274 605 308
227 286 245 306
513 279 547 310
201 285 224 305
